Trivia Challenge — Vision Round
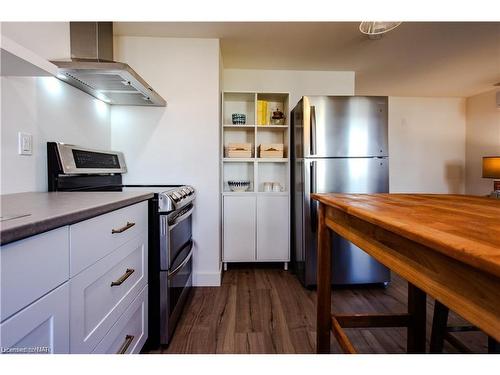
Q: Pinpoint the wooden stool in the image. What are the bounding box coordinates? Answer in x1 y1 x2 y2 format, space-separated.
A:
430 300 499 353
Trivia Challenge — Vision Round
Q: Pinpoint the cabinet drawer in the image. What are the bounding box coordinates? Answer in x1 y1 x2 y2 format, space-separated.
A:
1 226 69 322
0 283 69 354
93 285 148 354
69 234 148 353
70 201 148 276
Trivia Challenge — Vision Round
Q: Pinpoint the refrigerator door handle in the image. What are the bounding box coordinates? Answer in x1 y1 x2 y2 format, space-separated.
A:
310 160 317 233
310 106 317 156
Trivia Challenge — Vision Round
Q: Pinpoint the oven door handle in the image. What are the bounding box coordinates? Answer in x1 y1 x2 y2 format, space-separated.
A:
168 244 193 279
169 206 194 231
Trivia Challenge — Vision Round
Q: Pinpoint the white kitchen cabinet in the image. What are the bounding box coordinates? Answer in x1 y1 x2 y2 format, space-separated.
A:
223 195 256 261
92 285 148 354
0 283 69 354
69 233 148 354
0 200 149 355
1 226 69 322
223 194 289 264
257 195 289 261
70 201 148 277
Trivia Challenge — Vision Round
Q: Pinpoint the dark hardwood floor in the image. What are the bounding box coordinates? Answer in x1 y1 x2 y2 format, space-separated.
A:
152 265 488 354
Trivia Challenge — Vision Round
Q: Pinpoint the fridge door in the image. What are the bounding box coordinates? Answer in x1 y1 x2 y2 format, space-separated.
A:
291 101 305 283
303 96 388 158
302 157 390 286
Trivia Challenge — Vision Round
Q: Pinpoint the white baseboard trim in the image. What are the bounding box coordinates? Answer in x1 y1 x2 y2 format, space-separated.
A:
193 271 221 287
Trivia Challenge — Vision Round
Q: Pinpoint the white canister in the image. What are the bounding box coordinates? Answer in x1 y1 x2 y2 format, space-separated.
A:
272 182 283 192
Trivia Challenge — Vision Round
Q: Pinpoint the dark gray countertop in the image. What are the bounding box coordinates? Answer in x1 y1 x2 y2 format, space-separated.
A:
0 191 154 245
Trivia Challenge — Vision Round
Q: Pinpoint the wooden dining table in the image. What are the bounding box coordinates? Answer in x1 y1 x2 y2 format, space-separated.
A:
311 193 500 354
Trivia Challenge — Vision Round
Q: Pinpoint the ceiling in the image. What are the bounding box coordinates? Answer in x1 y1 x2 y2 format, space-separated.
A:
114 22 500 97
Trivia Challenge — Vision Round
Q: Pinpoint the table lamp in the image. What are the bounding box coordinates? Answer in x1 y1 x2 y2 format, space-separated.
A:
482 156 500 198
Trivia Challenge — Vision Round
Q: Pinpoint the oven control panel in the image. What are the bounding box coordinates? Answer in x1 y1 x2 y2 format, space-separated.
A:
158 185 195 212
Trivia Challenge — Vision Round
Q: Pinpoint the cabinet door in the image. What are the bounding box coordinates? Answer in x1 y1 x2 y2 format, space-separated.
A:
257 196 289 261
1 226 69 322
0 283 69 354
223 195 256 261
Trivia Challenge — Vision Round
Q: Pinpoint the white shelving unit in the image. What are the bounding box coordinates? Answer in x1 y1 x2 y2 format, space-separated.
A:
221 91 290 269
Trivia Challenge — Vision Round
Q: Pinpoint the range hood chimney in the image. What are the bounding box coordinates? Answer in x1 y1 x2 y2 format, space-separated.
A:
52 22 166 106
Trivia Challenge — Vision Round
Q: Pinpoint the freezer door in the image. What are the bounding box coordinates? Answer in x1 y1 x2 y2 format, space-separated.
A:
303 96 388 158
302 158 390 286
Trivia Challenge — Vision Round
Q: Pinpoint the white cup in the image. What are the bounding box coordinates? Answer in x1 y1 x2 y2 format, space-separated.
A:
272 182 282 192
263 182 273 192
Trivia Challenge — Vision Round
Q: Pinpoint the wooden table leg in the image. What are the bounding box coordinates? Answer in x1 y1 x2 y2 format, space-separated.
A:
316 202 332 354
488 337 500 353
430 300 449 353
407 282 427 353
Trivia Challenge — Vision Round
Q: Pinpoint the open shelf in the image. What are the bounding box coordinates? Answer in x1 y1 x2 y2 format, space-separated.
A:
256 92 289 126
223 124 256 128
223 125 255 158
257 158 288 163
257 162 288 193
222 162 255 193
223 92 255 126
223 158 255 162
257 125 288 129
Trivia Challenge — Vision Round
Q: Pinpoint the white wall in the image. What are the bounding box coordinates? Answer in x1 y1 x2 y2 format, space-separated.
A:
223 69 355 108
1 22 111 194
1 78 111 194
465 89 500 195
1 22 70 60
389 97 466 194
111 36 221 286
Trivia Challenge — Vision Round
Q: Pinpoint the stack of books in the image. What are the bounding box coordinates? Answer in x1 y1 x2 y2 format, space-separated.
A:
257 100 268 125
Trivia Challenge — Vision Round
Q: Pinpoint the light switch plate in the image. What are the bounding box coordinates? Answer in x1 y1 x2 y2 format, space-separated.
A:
18 132 33 155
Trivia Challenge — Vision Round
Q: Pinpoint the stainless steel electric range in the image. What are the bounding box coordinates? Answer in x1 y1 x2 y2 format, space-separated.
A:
47 142 194 348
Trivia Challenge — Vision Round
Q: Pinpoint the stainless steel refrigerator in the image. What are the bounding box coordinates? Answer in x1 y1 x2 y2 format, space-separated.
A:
290 96 391 287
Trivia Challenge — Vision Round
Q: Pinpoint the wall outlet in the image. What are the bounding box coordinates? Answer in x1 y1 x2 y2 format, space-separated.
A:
18 132 33 155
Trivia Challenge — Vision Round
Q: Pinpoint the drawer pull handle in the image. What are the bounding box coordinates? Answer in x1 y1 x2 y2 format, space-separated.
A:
111 268 135 286
117 335 135 354
111 221 135 234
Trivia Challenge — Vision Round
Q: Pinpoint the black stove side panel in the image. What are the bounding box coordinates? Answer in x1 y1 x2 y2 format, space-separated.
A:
144 195 161 350
47 142 62 192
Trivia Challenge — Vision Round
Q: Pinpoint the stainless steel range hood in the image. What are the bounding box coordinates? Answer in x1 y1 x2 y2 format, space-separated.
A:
51 22 166 107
